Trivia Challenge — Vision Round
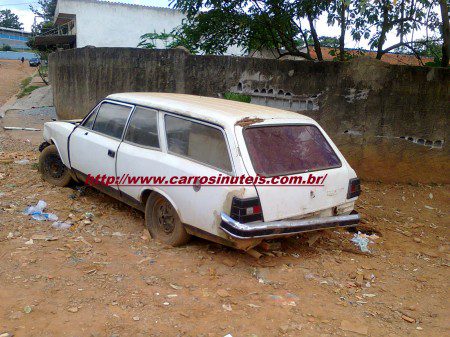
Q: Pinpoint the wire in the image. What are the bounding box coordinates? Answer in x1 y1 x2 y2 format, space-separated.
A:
0 2 39 6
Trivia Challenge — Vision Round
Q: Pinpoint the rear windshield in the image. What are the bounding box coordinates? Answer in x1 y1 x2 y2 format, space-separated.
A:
243 125 341 176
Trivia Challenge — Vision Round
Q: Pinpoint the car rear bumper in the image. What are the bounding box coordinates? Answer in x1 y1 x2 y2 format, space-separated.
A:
220 211 360 239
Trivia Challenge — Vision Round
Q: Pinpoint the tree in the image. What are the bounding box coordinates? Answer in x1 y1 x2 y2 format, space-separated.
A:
0 9 23 30
171 0 331 61
352 0 440 60
327 0 357 61
438 0 449 66
29 0 57 35
30 0 56 22
1 44 13 51
138 31 197 53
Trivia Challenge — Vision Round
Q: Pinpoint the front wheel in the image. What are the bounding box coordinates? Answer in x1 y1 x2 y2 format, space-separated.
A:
145 193 191 247
38 144 72 187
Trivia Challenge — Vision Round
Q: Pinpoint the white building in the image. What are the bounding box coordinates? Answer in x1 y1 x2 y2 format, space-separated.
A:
36 0 185 49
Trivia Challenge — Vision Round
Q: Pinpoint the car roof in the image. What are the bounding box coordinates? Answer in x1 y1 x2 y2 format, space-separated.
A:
106 92 314 128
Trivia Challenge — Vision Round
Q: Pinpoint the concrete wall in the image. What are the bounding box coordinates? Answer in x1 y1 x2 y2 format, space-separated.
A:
49 48 450 184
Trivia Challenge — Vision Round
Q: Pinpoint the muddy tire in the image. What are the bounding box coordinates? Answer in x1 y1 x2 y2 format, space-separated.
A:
145 193 191 247
38 144 72 187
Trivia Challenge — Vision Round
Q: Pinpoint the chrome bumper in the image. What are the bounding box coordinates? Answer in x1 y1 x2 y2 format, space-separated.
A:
220 211 360 239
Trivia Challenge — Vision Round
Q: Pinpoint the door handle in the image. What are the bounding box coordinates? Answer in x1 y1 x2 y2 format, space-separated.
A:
107 149 115 158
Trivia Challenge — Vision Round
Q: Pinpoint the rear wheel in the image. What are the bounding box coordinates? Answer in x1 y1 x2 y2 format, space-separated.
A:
38 144 72 187
145 193 191 246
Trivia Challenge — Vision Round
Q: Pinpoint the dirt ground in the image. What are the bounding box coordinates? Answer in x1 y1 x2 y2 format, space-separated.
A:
0 59 36 106
0 74 449 337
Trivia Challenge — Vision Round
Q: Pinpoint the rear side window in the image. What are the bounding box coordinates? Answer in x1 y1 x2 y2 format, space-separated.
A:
244 125 341 176
92 102 131 139
124 107 159 148
165 115 232 172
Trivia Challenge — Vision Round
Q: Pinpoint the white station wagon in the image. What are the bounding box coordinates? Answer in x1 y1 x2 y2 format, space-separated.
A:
39 93 360 250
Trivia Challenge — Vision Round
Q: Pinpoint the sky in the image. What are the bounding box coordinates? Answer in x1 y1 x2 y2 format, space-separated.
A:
0 0 437 50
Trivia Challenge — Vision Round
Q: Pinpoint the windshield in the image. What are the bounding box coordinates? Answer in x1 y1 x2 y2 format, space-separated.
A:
243 125 341 176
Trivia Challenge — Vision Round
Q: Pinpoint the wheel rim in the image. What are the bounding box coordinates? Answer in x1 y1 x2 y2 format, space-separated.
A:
152 197 176 234
44 153 65 179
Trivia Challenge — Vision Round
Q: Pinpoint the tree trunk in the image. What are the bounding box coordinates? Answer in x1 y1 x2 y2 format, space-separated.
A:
339 0 346 61
307 13 323 61
439 0 449 67
376 1 390 59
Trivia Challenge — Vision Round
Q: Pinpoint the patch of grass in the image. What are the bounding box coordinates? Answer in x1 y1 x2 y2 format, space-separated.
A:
20 76 33 89
17 85 40 98
223 92 251 103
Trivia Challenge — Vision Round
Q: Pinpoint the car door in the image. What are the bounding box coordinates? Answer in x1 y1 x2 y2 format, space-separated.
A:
116 111 240 236
69 100 133 197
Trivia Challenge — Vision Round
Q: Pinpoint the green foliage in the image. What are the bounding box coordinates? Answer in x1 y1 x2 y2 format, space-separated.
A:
0 9 23 30
329 48 365 61
17 85 40 99
319 36 340 48
20 76 33 89
18 77 40 98
30 0 56 22
1 44 13 51
223 92 251 103
138 31 197 53
168 0 445 65
170 0 330 59
30 0 57 35
352 0 440 56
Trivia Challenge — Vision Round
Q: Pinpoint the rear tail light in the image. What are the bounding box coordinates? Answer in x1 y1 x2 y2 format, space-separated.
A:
230 196 263 223
347 178 361 199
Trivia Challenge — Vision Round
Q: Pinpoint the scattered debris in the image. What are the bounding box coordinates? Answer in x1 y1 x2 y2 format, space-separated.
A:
222 303 232 311
247 303 261 308
4 126 41 131
67 307 79 313
401 314 415 323
259 241 282 251
350 232 371 253
170 283 183 290
23 306 32 314
247 249 262 259
14 159 30 165
23 200 58 221
52 221 72 229
0 332 14 337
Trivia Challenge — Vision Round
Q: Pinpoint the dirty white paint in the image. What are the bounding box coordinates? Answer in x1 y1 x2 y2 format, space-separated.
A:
55 0 244 54
43 93 358 245
55 0 184 48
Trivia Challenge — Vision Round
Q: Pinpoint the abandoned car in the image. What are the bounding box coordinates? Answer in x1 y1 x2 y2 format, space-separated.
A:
39 93 361 249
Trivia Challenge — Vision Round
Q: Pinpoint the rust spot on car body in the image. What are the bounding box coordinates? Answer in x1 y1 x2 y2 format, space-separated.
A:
235 117 264 127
